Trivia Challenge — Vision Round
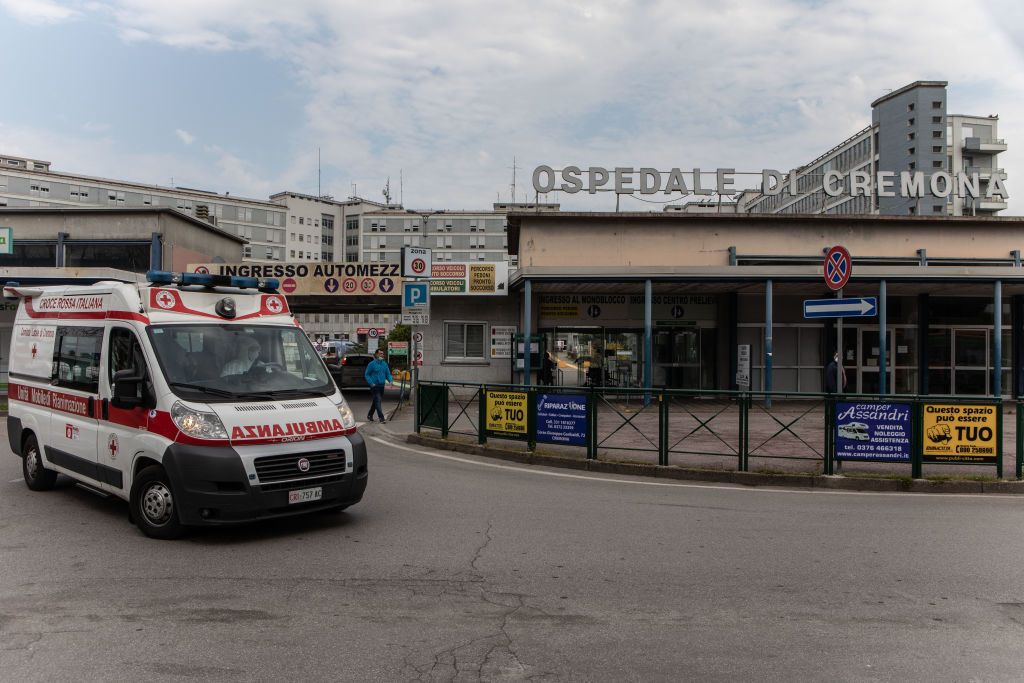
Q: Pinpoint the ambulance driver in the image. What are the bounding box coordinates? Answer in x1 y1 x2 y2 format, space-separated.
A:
221 336 262 377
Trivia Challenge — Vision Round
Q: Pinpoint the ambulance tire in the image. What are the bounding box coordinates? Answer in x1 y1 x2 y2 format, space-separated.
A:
131 466 186 540
22 434 57 491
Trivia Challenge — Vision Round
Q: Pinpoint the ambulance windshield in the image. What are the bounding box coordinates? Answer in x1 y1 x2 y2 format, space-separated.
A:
148 324 333 401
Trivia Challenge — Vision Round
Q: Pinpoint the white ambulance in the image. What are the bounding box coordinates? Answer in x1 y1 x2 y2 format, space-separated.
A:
6 271 367 539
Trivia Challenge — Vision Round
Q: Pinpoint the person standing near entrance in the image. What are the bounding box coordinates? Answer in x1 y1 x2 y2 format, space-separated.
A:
364 349 394 422
824 352 847 393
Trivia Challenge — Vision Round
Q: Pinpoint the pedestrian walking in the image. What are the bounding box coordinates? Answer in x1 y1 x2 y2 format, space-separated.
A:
364 349 394 422
824 352 847 393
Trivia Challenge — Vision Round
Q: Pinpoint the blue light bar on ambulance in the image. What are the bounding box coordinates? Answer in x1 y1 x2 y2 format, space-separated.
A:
146 271 279 292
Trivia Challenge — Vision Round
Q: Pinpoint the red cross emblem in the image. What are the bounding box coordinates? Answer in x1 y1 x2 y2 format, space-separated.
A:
107 434 119 458
265 296 283 314
156 291 177 309
31 343 37 359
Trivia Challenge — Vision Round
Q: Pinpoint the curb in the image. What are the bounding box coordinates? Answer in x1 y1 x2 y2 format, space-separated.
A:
403 433 1024 495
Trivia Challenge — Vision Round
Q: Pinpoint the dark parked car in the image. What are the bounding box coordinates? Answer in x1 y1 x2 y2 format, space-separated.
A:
325 352 373 389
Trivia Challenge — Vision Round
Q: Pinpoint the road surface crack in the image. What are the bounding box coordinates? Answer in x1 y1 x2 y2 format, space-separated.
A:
470 520 494 574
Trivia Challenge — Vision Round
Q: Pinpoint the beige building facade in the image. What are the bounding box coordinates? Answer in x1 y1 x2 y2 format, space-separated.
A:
506 212 1024 397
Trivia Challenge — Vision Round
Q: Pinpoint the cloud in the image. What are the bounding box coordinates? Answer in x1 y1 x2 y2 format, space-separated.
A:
3 0 1023 213
175 129 196 146
0 0 78 24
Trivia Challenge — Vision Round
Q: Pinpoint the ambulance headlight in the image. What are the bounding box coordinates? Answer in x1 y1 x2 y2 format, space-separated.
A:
171 401 228 439
334 397 356 430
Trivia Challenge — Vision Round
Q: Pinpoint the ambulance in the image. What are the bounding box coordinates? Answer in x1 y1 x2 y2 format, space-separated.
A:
5 271 367 539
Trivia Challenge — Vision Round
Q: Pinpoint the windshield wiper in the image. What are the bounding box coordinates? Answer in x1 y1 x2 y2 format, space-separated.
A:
167 382 236 398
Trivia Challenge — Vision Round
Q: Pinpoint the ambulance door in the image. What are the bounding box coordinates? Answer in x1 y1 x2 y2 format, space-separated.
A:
46 326 103 484
98 326 153 493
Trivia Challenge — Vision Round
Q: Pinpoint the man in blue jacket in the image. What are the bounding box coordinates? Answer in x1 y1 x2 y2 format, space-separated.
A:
364 348 394 422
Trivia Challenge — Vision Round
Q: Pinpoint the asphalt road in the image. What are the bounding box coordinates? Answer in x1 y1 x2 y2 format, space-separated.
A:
4 417 1024 681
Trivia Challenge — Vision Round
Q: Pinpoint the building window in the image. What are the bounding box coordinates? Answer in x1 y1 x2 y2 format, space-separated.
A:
908 118 915 126
290 250 295 257
908 206 916 215
932 146 942 153
932 130 942 138
908 148 915 155
932 101 942 109
907 132 915 141
932 160 943 168
933 205 944 213
932 116 942 124
444 322 486 361
291 216 296 223
266 247 273 259
907 103 915 112
908 162 916 170
299 217 304 225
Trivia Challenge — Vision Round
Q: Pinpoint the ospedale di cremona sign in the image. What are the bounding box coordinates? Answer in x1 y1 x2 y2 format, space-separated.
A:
532 166 1009 201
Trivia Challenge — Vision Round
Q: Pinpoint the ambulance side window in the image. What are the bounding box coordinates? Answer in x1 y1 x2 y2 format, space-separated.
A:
52 326 102 393
108 328 147 382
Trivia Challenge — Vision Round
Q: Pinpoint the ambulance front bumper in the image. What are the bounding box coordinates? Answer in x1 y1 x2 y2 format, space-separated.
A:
161 432 368 526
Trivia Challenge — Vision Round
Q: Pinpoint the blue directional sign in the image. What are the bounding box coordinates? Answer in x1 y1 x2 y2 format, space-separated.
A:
803 297 877 318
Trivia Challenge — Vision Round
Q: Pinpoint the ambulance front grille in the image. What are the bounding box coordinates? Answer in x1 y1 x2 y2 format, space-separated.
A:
234 404 278 412
254 450 347 484
281 401 319 409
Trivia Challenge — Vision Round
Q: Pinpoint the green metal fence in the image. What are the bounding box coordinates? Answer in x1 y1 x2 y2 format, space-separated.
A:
416 381 1018 479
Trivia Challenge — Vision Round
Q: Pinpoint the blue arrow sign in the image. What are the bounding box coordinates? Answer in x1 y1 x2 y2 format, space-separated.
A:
803 297 877 318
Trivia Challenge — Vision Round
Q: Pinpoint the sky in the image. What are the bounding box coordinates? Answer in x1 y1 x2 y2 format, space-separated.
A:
0 0 1022 213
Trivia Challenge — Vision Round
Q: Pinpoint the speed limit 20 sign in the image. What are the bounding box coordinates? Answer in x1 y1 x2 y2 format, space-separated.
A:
401 246 432 278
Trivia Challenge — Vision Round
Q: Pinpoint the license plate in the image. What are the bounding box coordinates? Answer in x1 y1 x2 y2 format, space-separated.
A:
288 487 322 504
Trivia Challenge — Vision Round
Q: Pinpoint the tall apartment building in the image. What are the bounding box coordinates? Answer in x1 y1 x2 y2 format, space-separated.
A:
269 191 393 263
739 81 1008 216
0 153 288 260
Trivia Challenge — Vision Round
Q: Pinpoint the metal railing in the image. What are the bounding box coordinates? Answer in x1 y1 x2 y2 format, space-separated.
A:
416 381 1018 479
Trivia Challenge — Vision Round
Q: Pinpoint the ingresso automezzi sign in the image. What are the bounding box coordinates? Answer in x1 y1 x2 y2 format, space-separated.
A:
531 166 1009 201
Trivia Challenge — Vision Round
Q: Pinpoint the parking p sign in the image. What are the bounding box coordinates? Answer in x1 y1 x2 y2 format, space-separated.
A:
0 227 12 255
402 281 430 325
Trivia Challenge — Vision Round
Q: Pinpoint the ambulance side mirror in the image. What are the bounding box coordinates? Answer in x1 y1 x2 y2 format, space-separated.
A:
111 369 146 409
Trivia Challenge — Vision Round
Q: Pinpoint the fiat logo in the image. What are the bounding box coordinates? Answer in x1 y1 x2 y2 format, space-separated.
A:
297 457 310 472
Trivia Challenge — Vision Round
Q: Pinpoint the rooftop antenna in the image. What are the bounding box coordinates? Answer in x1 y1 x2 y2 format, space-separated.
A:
382 176 392 205
509 156 518 205
400 169 404 206
352 183 357 198
317 147 321 197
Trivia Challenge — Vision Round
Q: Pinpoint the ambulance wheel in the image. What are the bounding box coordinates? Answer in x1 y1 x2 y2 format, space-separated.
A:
22 434 57 491
132 466 185 540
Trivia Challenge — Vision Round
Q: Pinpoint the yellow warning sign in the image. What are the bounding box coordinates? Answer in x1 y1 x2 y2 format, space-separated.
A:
485 390 528 436
922 403 998 463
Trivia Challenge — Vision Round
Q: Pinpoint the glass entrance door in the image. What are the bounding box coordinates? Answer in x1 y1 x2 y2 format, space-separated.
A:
858 329 893 394
953 329 988 395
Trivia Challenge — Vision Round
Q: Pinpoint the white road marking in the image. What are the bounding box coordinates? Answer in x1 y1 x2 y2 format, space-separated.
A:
9 478 24 483
368 436 1021 501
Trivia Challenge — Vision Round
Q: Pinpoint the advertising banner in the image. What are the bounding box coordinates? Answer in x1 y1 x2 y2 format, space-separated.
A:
834 402 912 462
535 393 588 446
485 390 528 438
922 403 999 464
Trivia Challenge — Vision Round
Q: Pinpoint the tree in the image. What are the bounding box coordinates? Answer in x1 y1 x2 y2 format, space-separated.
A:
385 324 411 344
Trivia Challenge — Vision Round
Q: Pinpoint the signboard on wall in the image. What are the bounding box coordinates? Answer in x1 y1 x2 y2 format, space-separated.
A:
490 325 516 359
188 261 508 297
538 294 716 327
0 227 12 255
429 261 509 296
736 344 750 389
922 403 998 464
834 402 911 463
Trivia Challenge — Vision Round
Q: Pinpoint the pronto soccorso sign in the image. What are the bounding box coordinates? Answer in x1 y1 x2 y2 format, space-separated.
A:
532 166 1009 201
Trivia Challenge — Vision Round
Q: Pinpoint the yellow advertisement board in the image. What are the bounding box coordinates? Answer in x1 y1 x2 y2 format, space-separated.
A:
485 390 528 436
922 403 998 463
